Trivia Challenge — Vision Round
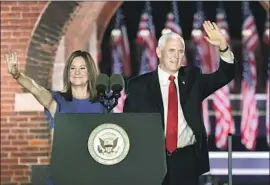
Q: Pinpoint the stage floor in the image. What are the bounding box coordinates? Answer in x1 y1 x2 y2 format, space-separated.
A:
206 151 269 176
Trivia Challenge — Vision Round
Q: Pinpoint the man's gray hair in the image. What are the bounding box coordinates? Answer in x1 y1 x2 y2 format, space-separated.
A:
157 32 185 48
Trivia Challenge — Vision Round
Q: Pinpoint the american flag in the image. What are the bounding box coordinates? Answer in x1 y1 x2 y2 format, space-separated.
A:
136 1 158 74
264 13 270 146
163 1 187 66
211 2 235 150
111 9 131 113
191 2 211 136
240 2 259 150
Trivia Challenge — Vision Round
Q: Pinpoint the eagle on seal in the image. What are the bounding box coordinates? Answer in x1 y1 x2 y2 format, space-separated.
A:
98 137 118 154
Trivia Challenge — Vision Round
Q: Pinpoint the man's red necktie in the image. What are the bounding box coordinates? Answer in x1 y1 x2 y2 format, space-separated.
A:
166 75 178 153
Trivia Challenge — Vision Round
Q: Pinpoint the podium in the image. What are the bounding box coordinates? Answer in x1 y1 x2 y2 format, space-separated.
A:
50 113 167 185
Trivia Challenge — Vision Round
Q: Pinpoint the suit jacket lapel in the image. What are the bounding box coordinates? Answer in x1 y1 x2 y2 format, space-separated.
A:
178 67 189 107
151 71 164 120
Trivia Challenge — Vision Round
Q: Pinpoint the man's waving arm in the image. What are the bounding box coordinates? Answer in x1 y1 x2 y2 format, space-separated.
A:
200 21 237 100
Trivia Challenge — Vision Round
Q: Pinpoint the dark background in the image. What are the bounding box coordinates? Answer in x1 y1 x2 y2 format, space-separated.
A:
112 1 266 41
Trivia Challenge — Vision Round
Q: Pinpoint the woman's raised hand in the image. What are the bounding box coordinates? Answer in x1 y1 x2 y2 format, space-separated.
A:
5 49 19 77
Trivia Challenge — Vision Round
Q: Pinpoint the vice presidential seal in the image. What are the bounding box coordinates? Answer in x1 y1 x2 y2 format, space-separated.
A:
87 123 130 165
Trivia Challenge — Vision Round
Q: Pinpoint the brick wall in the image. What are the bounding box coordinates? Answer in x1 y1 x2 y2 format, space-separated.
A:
1 1 120 184
64 1 121 57
1 2 49 184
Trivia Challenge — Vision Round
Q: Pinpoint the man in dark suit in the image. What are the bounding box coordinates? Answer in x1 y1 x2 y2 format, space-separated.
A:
123 21 237 185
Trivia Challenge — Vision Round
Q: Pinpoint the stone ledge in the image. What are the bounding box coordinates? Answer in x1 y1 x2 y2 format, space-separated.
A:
15 93 43 112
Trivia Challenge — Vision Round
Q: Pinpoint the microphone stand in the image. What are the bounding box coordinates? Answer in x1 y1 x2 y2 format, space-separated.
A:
98 91 120 113
107 92 120 112
98 91 107 107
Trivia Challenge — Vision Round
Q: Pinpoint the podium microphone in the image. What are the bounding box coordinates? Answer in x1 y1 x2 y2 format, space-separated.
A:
110 74 125 99
95 73 109 102
95 73 124 113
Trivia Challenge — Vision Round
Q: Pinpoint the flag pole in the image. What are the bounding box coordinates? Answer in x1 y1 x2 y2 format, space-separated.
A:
228 133 233 185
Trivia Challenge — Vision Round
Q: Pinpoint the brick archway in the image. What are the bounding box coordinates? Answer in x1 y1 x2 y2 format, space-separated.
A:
24 1 122 88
